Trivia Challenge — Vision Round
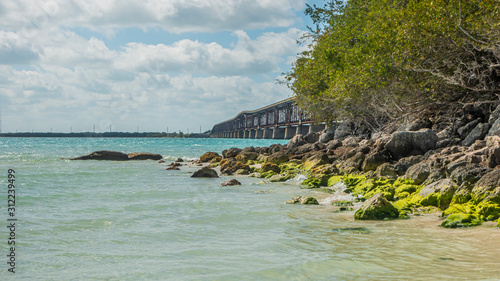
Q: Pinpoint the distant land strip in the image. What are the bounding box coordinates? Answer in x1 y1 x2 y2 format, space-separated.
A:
0 132 211 138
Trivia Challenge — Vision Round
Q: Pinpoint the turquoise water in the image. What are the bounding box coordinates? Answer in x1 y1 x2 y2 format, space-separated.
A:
1 137 500 280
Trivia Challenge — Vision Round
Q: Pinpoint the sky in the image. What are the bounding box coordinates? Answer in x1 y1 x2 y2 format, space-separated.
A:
0 0 323 133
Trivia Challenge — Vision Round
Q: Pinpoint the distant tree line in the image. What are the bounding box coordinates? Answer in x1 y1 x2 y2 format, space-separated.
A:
284 0 500 130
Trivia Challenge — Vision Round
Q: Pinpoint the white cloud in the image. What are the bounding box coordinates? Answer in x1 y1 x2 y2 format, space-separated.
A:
0 31 40 64
0 0 305 33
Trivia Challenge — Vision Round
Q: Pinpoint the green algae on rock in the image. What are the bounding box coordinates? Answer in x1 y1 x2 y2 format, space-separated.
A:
354 193 399 220
441 213 482 228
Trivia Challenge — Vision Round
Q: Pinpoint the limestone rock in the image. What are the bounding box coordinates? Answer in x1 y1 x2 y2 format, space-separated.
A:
200 152 221 163
221 179 241 186
288 134 307 149
266 151 289 165
319 128 335 143
458 118 481 139
304 132 320 143
285 196 319 205
235 151 258 163
260 163 281 173
462 123 490 146
220 158 250 175
70 150 129 161
488 104 500 124
375 163 398 179
405 161 431 185
362 151 389 172
127 152 163 160
385 129 438 159
222 148 243 158
191 167 219 178
354 193 399 220
419 179 457 209
340 152 365 172
473 170 500 204
303 152 330 170
488 117 500 137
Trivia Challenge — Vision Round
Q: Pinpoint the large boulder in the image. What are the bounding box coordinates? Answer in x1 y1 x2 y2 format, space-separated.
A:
419 179 457 209
235 151 258 163
70 150 129 161
266 151 290 164
220 158 250 175
385 129 438 159
319 127 335 143
303 152 330 170
200 152 221 162
472 170 500 204
362 151 389 172
462 123 490 146
288 134 307 149
354 193 399 220
127 152 163 160
222 148 243 158
191 167 219 178
304 132 320 143
458 118 481 139
404 161 431 185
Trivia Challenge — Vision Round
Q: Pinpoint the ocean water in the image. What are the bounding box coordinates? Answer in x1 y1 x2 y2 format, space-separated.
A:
1 137 499 281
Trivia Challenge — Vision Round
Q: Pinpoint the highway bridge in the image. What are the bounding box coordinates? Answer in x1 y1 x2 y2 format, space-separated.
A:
210 97 326 139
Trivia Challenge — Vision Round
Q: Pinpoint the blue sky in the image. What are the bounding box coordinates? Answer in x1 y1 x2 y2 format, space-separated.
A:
0 0 324 133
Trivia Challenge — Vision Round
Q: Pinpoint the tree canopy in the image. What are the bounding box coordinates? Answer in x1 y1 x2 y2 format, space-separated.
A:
285 0 500 130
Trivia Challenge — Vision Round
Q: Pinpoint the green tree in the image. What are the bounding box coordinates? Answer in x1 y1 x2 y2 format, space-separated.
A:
286 0 500 130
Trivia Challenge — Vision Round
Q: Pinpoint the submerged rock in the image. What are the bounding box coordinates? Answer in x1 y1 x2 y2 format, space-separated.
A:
191 167 219 178
354 193 399 220
70 150 128 161
221 179 241 186
285 196 319 205
127 152 163 160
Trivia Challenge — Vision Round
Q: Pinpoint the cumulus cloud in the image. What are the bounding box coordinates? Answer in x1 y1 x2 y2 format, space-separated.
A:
0 0 305 33
0 31 40 64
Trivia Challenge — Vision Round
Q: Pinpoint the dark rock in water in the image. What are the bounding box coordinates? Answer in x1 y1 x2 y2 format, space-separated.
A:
354 193 399 220
200 152 221 162
158 159 166 163
285 196 319 205
127 152 163 160
222 148 242 158
191 167 219 178
166 167 180 171
175 158 184 162
221 179 241 186
332 227 370 234
70 150 129 161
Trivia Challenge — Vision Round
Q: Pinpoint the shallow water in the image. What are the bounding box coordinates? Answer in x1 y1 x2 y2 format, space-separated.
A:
1 138 499 280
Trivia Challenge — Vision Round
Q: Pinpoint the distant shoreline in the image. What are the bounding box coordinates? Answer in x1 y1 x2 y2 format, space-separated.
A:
0 132 211 138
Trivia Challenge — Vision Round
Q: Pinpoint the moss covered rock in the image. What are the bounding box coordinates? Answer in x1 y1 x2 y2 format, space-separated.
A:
301 178 322 189
285 196 319 205
441 213 482 228
472 170 500 204
354 193 399 220
268 174 294 182
260 163 281 174
419 179 457 209
303 152 330 170
200 151 221 162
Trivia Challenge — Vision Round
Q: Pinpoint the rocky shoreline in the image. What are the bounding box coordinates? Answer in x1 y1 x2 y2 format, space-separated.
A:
190 104 500 229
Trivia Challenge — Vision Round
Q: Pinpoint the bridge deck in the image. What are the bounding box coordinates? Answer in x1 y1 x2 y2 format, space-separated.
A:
210 97 325 139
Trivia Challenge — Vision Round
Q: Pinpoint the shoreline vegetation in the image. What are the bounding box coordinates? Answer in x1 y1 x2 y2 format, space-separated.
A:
192 112 500 229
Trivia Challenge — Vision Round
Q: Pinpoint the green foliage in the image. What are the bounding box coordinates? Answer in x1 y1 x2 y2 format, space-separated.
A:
441 213 482 228
285 0 500 127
